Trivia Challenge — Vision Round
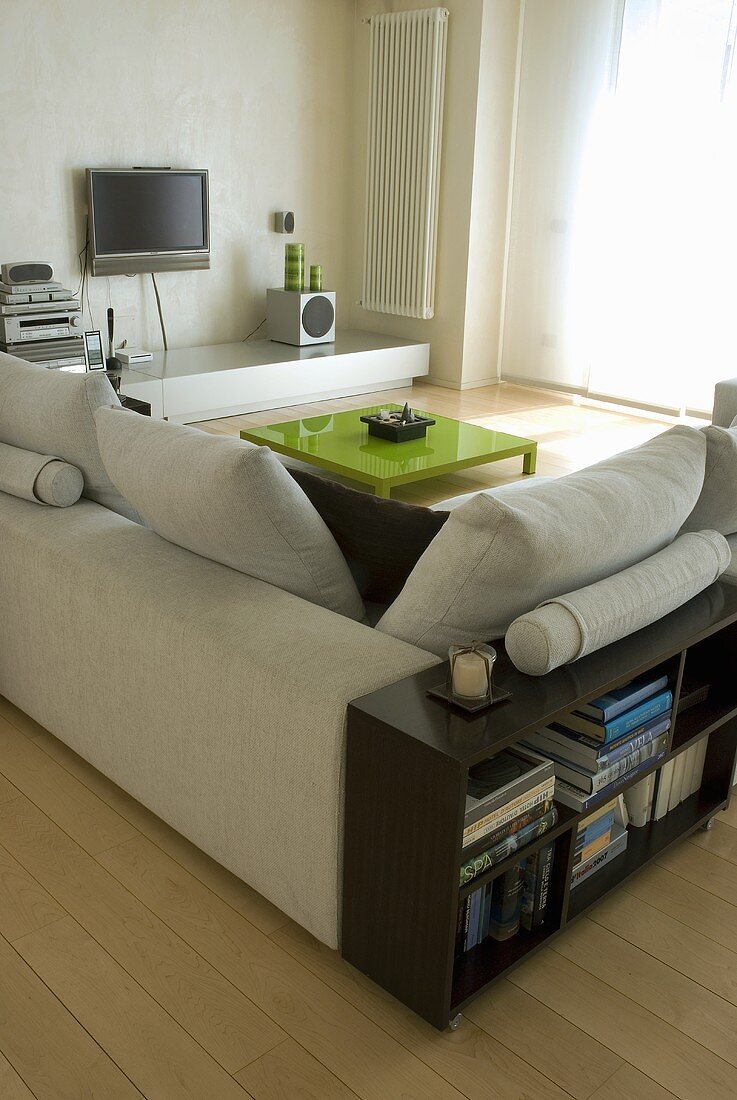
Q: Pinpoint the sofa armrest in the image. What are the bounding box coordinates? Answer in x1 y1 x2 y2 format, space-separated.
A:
712 378 737 427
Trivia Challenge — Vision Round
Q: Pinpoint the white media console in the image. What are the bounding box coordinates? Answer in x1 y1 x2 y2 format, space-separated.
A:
118 330 429 423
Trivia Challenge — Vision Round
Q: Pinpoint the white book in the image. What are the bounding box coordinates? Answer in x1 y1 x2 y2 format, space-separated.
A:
625 772 656 827
615 793 629 828
668 752 687 812
652 759 674 821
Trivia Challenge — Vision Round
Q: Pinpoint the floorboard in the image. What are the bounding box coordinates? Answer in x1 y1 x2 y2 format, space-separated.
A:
0 382 728 1098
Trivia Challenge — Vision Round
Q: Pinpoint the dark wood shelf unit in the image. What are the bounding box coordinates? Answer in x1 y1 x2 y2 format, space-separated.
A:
343 580 737 1030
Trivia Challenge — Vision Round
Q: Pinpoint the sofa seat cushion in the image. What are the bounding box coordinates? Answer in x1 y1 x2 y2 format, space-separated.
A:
0 441 83 507
506 530 730 675
94 406 365 619
377 425 707 656
0 492 439 947
681 422 737 536
0 351 138 520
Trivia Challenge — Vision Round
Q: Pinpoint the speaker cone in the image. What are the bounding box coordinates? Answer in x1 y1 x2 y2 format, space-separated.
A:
302 295 334 338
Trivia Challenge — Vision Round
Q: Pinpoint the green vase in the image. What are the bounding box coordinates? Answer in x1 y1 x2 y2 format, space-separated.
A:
284 243 304 291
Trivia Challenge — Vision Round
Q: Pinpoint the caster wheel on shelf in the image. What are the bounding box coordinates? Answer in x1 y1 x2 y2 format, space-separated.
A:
702 817 716 831
448 1013 463 1031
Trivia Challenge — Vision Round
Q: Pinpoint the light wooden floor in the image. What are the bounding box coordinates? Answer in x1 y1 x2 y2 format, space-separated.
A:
1 381 734 1100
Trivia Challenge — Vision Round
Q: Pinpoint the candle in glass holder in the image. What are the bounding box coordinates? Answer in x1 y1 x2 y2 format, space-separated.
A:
451 650 489 699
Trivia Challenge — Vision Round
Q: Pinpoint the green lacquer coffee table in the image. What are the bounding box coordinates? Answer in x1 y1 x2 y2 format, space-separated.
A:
240 404 537 499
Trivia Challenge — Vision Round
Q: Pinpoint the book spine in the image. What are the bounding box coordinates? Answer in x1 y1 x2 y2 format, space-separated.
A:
589 733 669 794
598 720 670 769
459 806 559 885
489 863 524 941
579 674 668 722
521 843 554 929
570 829 628 887
465 887 483 950
603 692 673 742
465 758 554 828
462 781 554 845
461 801 549 862
554 749 667 811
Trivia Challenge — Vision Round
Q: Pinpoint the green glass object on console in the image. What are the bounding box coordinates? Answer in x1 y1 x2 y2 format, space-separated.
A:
284 243 305 291
309 264 323 292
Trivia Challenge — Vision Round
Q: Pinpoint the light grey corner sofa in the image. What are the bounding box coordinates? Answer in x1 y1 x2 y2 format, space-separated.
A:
1 350 736 948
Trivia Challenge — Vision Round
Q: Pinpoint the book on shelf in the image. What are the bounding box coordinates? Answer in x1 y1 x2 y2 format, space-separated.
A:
574 672 669 723
462 799 551 858
555 690 673 744
465 749 554 828
545 731 669 796
524 714 670 773
554 748 667 811
462 756 554 849
489 862 525 941
651 736 709 821
459 806 559 885
623 770 656 826
521 843 554 930
574 803 617 867
570 823 628 888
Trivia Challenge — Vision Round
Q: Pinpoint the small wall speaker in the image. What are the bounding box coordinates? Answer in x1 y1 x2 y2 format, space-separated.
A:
1 261 54 284
267 288 336 346
274 211 295 234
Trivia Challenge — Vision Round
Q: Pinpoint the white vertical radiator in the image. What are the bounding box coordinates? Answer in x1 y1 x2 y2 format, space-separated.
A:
361 7 448 320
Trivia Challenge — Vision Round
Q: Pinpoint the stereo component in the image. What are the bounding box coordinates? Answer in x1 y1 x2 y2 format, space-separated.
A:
0 280 61 296
267 288 336 346
1 261 54 285
1 310 83 344
0 288 70 305
0 299 81 316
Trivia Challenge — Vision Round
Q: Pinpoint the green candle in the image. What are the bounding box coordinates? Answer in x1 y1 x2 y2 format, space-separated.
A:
284 243 304 291
310 264 323 292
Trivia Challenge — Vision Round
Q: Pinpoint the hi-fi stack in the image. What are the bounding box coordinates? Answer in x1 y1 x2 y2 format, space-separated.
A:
0 261 85 370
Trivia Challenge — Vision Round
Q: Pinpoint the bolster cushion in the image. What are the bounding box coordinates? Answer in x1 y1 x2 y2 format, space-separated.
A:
506 530 730 676
0 441 83 507
0 351 138 520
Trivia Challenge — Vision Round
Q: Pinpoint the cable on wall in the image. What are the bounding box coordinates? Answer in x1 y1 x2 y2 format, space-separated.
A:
150 272 168 351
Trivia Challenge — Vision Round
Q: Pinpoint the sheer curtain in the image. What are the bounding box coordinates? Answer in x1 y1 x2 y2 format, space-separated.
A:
501 0 737 415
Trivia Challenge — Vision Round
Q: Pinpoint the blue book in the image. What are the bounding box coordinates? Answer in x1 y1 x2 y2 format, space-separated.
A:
576 810 615 848
465 887 483 950
525 715 670 774
575 673 669 723
557 691 673 744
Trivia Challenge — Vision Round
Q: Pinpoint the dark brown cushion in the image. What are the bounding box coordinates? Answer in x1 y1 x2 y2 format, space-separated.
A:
287 467 449 603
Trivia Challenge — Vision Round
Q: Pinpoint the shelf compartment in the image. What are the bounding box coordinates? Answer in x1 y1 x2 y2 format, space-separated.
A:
672 695 737 753
451 829 572 1009
566 790 726 920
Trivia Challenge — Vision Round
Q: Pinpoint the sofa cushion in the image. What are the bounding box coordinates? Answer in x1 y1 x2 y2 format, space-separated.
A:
286 466 449 603
376 425 706 656
94 406 365 619
681 422 737 536
506 530 730 675
0 440 83 507
0 352 137 520
430 476 556 512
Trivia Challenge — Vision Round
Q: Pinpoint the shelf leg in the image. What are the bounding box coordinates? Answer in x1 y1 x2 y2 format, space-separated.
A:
448 1013 463 1031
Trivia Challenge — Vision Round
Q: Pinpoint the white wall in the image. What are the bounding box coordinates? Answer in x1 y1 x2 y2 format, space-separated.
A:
0 0 355 352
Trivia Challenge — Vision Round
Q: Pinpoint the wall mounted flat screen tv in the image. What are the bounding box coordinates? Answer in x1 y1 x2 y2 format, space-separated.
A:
87 169 210 275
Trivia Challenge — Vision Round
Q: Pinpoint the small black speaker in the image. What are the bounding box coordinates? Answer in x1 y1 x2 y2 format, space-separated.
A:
1 261 54 284
274 211 295 234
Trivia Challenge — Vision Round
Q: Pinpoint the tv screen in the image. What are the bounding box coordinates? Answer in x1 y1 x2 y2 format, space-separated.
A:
87 169 210 275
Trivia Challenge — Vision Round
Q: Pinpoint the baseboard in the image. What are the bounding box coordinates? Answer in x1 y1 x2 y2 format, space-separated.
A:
421 374 501 392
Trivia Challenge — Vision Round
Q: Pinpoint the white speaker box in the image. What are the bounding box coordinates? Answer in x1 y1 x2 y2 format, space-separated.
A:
267 288 336 346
